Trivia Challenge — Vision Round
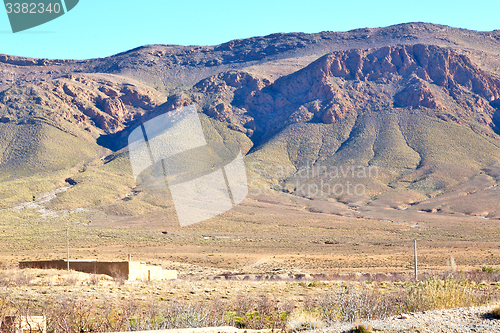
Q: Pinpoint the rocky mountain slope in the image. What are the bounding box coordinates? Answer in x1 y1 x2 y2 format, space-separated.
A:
2 22 500 221
2 22 500 92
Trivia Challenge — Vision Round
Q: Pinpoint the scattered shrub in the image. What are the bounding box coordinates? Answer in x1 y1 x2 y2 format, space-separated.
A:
303 294 318 312
480 266 498 274
287 310 325 331
63 275 78 286
318 284 402 322
89 273 100 286
0 270 496 332
352 323 372 333
490 305 500 319
406 275 480 312
14 271 32 286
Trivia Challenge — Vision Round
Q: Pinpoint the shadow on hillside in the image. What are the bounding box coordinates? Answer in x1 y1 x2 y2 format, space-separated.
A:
96 130 130 152
490 99 500 136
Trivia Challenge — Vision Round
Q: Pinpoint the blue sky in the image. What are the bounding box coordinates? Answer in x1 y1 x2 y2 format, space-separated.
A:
1 0 499 60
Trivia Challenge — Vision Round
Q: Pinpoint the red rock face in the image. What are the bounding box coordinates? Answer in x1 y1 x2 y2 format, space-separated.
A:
322 104 350 124
205 103 233 122
394 77 445 110
317 44 500 101
120 86 161 110
183 71 272 135
250 45 500 133
102 97 126 119
2 44 499 146
274 45 498 106
0 75 166 134
151 45 500 142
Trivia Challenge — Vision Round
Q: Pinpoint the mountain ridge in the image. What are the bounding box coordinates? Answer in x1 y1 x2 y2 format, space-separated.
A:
2 22 500 92
2 23 500 220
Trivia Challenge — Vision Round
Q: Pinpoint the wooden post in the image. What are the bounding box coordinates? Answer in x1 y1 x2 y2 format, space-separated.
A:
414 239 418 281
67 229 70 271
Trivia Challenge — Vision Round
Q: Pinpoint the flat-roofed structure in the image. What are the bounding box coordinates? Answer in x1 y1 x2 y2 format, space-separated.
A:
18 259 177 281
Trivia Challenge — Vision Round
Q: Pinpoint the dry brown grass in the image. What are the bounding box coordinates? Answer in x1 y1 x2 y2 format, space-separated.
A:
317 284 403 322
406 275 487 312
287 311 325 331
0 268 498 332
352 323 372 333
489 304 500 319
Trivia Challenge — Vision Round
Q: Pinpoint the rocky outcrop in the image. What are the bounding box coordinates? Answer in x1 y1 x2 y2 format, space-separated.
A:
205 103 233 122
2 43 500 148
194 71 269 94
187 44 500 140
394 76 444 109
162 71 272 135
101 97 126 119
315 44 500 101
120 85 159 110
0 75 166 134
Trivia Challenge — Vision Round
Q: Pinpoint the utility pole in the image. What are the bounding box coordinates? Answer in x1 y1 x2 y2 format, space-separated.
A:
414 239 418 281
67 228 70 271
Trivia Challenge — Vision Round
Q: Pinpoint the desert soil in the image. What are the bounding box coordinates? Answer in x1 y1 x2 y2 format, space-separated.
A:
306 306 500 333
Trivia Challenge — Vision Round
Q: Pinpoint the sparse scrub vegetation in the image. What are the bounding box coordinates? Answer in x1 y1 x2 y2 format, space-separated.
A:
490 304 500 319
405 275 488 312
3 23 500 333
0 269 497 332
0 270 33 287
287 310 326 331
225 294 292 330
0 292 289 332
63 274 79 286
351 323 372 333
317 284 403 322
113 274 126 286
479 265 499 274
89 273 100 286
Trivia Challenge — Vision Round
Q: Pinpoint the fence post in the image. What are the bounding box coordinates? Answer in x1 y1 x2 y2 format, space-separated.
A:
414 239 418 281
67 228 70 271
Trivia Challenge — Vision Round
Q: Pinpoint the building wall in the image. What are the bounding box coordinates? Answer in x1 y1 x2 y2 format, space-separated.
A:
128 261 177 281
19 260 177 281
19 260 129 279
162 269 178 280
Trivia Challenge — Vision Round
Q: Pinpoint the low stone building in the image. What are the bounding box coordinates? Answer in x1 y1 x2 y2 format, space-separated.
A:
19 259 177 281
128 261 177 280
